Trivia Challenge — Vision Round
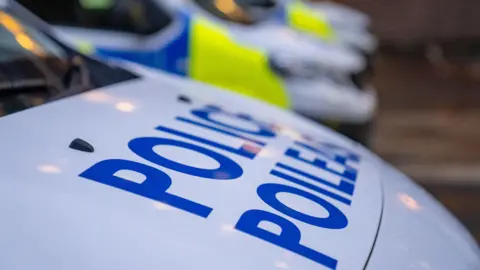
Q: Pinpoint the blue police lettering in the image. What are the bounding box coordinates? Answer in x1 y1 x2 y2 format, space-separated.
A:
290 142 359 182
156 125 261 159
191 105 277 138
234 139 361 268
235 209 338 270
79 159 212 218
300 140 361 166
257 183 348 229
129 137 243 179
270 169 352 205
276 162 355 196
176 116 266 147
318 142 361 163
79 103 360 269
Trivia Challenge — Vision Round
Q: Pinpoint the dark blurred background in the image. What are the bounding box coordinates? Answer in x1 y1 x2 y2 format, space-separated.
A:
329 0 480 241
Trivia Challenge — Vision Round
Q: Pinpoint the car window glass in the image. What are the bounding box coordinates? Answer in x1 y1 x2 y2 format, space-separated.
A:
18 0 173 35
0 8 137 118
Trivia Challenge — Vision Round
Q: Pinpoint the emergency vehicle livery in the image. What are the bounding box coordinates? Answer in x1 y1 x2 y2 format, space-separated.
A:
160 0 371 71
19 0 378 145
158 0 377 57
276 0 378 54
0 1 479 270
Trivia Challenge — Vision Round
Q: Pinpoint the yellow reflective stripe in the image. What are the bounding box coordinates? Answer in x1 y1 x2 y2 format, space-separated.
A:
189 17 290 108
287 1 336 41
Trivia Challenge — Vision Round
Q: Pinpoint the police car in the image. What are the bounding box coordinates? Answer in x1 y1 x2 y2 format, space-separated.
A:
223 0 378 75
158 0 377 62
160 0 370 74
19 0 377 145
282 0 378 54
225 0 378 55
1 1 480 270
160 0 376 95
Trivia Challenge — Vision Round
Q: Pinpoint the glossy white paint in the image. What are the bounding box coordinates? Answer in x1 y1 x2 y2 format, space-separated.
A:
0 75 381 270
366 161 480 270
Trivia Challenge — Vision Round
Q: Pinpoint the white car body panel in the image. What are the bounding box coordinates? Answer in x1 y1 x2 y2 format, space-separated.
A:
0 75 382 270
366 162 480 270
0 64 478 269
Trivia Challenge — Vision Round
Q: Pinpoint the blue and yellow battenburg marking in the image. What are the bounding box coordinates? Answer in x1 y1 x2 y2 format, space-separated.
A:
78 12 290 109
273 1 336 41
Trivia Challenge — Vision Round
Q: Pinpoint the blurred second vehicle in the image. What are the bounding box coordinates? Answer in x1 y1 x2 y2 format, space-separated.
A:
19 0 377 145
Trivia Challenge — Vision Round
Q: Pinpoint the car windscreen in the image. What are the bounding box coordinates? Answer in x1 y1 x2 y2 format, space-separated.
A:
0 8 137 118
18 0 173 36
193 0 278 25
